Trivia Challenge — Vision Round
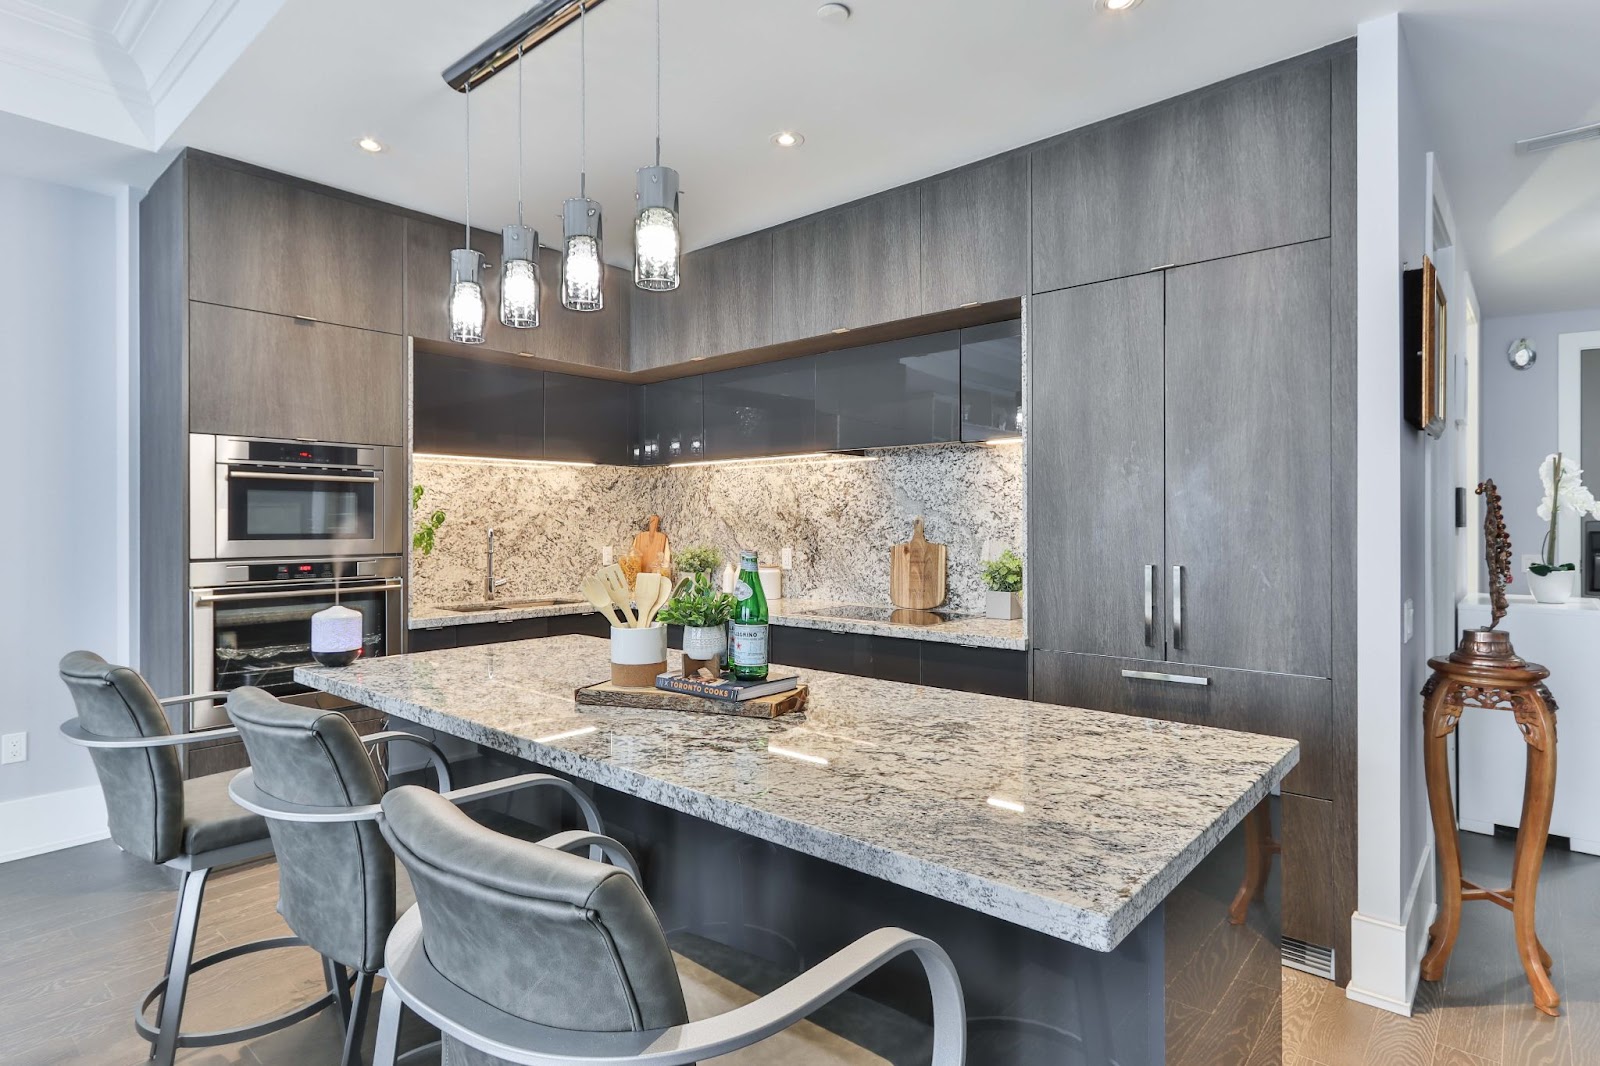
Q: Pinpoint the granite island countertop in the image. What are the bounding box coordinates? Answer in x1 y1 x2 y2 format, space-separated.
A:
298 635 1296 952
412 595 1026 650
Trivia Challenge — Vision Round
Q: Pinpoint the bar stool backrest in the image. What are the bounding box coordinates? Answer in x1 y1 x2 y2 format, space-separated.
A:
58 651 185 864
227 687 394 973
380 784 689 1049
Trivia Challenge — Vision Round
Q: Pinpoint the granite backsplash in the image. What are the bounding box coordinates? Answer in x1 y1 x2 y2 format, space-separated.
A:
410 442 1024 615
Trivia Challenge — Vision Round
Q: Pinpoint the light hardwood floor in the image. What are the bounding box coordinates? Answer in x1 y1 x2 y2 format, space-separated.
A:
0 830 1594 1065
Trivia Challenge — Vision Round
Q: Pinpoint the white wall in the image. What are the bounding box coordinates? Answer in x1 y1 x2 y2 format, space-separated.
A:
1350 13 1465 1016
1479 307 1600 558
0 174 128 859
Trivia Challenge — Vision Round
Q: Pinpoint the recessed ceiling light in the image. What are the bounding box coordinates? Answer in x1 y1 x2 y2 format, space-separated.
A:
356 136 384 153
1099 0 1143 10
771 130 804 148
816 2 851 22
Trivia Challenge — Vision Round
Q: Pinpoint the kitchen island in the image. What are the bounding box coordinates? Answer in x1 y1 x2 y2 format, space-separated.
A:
299 636 1296 1064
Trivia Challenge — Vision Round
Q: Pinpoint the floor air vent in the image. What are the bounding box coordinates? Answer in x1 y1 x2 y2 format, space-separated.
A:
1281 937 1335 980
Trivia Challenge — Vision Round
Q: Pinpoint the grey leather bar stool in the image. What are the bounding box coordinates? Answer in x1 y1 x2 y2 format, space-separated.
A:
225 685 621 1066
57 651 341 1066
369 785 969 1066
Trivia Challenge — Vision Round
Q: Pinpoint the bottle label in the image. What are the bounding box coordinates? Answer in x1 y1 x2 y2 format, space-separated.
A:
734 580 753 600
730 623 768 667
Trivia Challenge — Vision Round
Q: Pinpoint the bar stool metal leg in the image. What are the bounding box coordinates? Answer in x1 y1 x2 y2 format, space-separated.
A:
151 867 209 1065
342 972 376 1066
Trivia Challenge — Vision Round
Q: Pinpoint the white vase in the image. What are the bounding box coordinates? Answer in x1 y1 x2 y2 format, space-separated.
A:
681 625 727 660
1527 569 1574 604
985 590 1022 620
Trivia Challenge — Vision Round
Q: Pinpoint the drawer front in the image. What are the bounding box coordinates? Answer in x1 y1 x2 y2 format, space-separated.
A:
1031 649 1337 799
455 618 551 646
406 627 458 653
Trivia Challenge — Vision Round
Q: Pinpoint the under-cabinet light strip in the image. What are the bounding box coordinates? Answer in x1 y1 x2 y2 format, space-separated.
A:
412 453 599 468
666 451 877 469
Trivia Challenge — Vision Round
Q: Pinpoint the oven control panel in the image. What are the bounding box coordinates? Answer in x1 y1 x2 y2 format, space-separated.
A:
189 556 403 588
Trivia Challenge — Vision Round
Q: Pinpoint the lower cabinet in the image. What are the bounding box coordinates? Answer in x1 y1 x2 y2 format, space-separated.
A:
769 626 1026 698
406 613 609 652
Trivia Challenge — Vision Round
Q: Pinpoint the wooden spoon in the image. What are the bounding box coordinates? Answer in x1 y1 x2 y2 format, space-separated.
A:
601 564 637 627
633 573 664 628
581 575 626 628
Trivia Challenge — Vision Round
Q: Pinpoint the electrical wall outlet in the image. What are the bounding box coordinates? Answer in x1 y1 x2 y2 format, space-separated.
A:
602 546 614 566
1 732 25 765
1403 599 1415 644
780 546 793 569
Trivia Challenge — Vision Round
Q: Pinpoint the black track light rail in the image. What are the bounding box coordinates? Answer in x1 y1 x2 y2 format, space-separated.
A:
441 0 610 93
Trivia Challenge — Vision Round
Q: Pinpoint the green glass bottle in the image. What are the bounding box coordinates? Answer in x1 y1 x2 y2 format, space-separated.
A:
729 550 769 681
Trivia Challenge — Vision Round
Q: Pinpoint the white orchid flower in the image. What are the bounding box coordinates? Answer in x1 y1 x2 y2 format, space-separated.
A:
1535 453 1600 568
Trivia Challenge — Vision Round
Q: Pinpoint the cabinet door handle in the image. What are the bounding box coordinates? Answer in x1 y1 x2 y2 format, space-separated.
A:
1121 669 1209 686
1172 565 1185 651
1143 564 1156 647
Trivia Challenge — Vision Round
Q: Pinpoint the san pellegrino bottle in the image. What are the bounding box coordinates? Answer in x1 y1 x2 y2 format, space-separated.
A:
730 550 769 681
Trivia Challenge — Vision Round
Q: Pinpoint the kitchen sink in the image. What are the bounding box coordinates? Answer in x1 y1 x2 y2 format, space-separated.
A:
440 597 586 613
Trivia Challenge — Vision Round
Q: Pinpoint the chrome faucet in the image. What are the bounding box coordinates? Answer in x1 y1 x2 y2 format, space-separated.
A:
485 527 509 600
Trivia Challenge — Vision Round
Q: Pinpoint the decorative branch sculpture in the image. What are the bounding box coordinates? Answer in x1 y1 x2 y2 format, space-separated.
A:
1477 480 1512 629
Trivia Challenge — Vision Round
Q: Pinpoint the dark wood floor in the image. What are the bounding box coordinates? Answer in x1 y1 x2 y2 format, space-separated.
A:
1 829 1594 1065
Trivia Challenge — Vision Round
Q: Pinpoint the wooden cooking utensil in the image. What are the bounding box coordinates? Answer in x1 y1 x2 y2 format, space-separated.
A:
633 573 664 628
890 517 947 610
601 564 637 627
644 575 676 627
631 515 670 576
581 575 627 628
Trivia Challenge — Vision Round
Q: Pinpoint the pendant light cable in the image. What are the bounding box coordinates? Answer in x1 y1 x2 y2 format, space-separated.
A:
579 0 587 199
516 43 524 226
463 80 472 250
655 0 662 167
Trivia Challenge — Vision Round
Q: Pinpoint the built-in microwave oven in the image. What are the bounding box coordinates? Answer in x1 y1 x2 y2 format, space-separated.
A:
189 434 405 560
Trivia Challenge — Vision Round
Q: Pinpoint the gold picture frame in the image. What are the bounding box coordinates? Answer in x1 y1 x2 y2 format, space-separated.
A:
1420 255 1447 437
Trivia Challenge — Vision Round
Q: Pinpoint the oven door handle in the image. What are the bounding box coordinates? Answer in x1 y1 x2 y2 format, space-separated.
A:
192 579 403 605
226 471 380 484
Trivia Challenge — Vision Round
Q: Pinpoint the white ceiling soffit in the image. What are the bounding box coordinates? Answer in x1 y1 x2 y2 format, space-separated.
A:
0 0 282 150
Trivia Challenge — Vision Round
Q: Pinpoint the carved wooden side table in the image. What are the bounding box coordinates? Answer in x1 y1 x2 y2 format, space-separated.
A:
1419 626 1560 1016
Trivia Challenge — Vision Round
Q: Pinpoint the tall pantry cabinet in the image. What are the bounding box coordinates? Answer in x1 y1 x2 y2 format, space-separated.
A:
1028 46 1357 984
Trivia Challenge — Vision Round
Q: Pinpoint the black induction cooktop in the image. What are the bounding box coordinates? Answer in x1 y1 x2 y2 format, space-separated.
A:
792 605 972 627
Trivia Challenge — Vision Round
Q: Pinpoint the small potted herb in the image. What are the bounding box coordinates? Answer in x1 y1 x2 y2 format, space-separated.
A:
658 571 737 661
1529 452 1600 603
981 549 1023 620
675 544 723 579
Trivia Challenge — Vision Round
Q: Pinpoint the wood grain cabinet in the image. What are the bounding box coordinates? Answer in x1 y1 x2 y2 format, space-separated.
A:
188 158 404 333
188 303 405 445
771 186 921 342
631 232 773 371
918 153 1029 313
403 218 630 372
1031 58 1331 292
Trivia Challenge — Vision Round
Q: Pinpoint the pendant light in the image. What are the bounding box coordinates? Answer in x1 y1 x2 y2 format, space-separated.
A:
561 1 603 312
449 80 487 344
500 44 540 329
634 0 680 291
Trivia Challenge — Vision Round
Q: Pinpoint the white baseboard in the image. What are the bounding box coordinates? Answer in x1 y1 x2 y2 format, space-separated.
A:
0 785 109 863
1346 841 1436 1015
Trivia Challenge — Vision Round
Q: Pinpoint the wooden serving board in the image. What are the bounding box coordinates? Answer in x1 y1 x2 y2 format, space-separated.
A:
631 515 669 575
576 681 808 719
890 517 947 609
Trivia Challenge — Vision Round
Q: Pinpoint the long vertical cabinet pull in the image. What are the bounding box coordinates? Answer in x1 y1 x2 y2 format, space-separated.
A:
1143 564 1157 647
1171 565 1186 651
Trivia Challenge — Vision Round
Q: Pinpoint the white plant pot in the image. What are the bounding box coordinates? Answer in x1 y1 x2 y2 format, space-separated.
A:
1527 569 1574 604
985 590 1022 620
681 625 727 660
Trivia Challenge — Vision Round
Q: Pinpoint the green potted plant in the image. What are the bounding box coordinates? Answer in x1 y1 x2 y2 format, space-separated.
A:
658 571 737 661
981 549 1023 620
411 485 446 557
1529 452 1600 603
675 544 722 579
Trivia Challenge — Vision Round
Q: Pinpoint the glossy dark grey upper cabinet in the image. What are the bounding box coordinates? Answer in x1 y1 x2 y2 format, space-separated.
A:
638 377 704 464
959 319 1023 442
919 154 1029 313
545 373 634 464
771 187 921 343
188 159 404 334
703 358 820 460
413 352 543 459
631 233 773 372
816 332 960 450
1031 58 1331 292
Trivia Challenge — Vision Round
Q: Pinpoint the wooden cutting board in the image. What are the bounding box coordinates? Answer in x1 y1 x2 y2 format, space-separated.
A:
575 680 808 719
890 517 947 609
631 515 669 575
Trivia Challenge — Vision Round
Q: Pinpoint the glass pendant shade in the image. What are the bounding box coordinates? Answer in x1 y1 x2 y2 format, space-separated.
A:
499 224 540 329
634 165 681 291
561 196 604 312
448 248 487 344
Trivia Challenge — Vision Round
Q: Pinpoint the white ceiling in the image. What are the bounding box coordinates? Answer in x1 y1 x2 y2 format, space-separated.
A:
2 0 1596 315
